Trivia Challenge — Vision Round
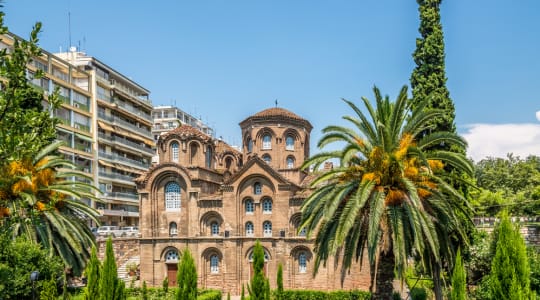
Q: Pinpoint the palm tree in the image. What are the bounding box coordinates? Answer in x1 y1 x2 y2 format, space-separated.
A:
0 140 100 275
300 86 473 299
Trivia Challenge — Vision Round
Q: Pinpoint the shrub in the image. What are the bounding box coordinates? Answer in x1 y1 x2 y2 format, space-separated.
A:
278 290 370 300
450 249 467 300
177 248 197 300
197 289 222 300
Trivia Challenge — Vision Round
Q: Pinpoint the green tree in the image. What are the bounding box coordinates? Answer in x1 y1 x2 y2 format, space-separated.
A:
450 249 466 300
99 237 124 300
241 284 245 300
300 86 473 299
177 248 197 300
84 246 100 300
142 280 148 300
276 263 284 300
249 240 269 300
410 0 456 139
489 212 532 299
162 276 169 294
40 277 58 300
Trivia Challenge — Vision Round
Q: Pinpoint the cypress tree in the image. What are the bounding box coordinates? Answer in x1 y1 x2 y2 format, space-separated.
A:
241 284 245 300
142 281 148 300
450 249 466 300
276 263 283 300
410 0 457 141
84 246 100 300
489 211 531 299
99 237 123 300
177 248 197 300
249 240 267 300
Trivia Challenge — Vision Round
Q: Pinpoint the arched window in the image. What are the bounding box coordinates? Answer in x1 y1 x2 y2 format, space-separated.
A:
298 252 307 273
171 142 179 162
286 136 294 150
262 154 271 164
254 182 262 195
262 198 272 214
245 221 254 236
169 222 178 236
287 156 295 169
263 221 272 237
210 255 219 274
262 134 271 150
245 199 254 214
225 157 233 170
165 182 181 211
247 138 253 153
190 143 198 164
165 250 179 263
206 145 212 168
211 221 219 236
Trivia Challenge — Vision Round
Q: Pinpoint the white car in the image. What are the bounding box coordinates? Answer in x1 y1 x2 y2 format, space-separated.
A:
121 226 139 237
96 226 124 238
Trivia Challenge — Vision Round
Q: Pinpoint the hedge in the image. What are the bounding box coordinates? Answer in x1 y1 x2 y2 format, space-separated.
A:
197 289 222 300
277 290 371 300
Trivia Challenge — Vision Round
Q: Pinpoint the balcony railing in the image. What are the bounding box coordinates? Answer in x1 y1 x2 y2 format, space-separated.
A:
115 101 152 121
99 171 136 183
98 133 154 155
98 113 151 134
105 192 139 201
98 151 150 169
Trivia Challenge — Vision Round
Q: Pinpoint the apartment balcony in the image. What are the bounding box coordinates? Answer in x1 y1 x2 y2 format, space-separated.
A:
103 191 139 203
99 171 136 185
98 133 154 155
98 112 151 135
98 209 139 218
114 100 152 121
98 151 150 169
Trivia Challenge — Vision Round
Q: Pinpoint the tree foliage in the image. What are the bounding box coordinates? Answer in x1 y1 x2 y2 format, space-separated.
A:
300 86 473 299
249 240 269 300
276 263 284 300
98 238 124 300
177 248 197 300
84 246 100 300
450 249 466 300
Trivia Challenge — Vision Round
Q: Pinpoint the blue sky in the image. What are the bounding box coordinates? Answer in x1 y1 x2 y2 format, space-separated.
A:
5 0 540 161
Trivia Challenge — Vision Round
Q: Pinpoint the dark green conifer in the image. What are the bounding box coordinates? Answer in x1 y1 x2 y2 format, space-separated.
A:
84 246 100 300
249 241 268 300
177 248 197 300
450 249 466 300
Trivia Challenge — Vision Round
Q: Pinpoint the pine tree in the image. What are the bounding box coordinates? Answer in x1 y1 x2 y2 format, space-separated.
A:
249 241 268 300
84 246 100 300
410 0 457 141
142 281 148 300
450 249 466 300
276 263 283 300
489 211 531 299
177 248 197 300
99 237 123 300
241 284 245 300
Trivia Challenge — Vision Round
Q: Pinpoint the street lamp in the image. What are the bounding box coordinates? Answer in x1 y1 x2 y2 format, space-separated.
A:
30 271 39 300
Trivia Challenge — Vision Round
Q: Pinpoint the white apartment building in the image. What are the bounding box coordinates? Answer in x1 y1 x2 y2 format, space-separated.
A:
152 105 214 140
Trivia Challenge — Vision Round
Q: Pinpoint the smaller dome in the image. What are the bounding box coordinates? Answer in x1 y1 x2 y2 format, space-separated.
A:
240 107 312 131
252 107 307 122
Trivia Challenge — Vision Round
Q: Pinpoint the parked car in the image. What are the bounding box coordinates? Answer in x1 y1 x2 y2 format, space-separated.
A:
96 226 124 238
122 226 139 237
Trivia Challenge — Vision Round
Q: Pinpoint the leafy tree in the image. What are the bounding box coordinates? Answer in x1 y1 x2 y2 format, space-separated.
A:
162 276 169 294
84 246 100 300
450 249 466 300
528 246 540 295
142 280 148 300
489 212 532 299
410 0 456 139
99 237 124 300
300 86 473 299
40 277 58 300
0 141 100 275
177 248 197 300
276 263 284 300
249 240 269 300
0 232 63 299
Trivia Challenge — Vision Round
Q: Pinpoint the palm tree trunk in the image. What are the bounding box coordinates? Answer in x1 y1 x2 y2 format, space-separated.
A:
431 257 443 300
372 249 395 300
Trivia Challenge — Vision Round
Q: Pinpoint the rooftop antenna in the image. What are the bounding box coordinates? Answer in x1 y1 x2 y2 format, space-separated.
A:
275 99 278 107
68 11 72 49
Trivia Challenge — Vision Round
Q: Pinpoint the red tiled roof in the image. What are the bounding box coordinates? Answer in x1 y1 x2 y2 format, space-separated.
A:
161 125 212 142
252 107 307 122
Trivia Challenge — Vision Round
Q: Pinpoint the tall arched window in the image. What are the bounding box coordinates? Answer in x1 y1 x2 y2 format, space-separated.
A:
262 198 272 214
247 138 253 152
171 142 179 162
286 136 294 150
206 145 212 168
190 143 198 164
298 252 307 273
262 134 271 149
211 221 219 236
165 182 181 211
169 222 178 236
263 221 272 237
254 182 262 195
245 199 254 214
287 156 295 169
210 255 219 274
262 154 271 164
245 221 254 236
225 157 233 170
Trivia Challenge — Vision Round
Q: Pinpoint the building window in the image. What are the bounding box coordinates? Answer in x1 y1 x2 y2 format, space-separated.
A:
262 154 271 164
225 157 233 170
262 198 272 214
245 199 254 214
211 221 219 236
206 146 213 168
171 142 179 162
190 143 198 164
247 138 253 152
286 136 294 150
245 222 254 236
262 135 271 150
287 156 295 169
299 252 307 273
165 250 179 263
254 183 262 195
263 221 272 237
165 182 181 211
210 255 219 274
169 222 178 236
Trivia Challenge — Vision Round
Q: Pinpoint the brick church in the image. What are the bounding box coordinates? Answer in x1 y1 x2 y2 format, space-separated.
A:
135 107 370 295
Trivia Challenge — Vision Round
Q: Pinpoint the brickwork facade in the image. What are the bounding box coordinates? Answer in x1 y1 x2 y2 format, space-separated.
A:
135 107 371 295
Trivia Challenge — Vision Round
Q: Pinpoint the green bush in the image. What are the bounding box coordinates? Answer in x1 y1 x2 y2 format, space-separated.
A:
278 290 370 300
410 287 427 300
197 289 222 300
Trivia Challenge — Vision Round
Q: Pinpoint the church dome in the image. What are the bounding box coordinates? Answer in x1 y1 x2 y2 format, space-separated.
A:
240 107 312 131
